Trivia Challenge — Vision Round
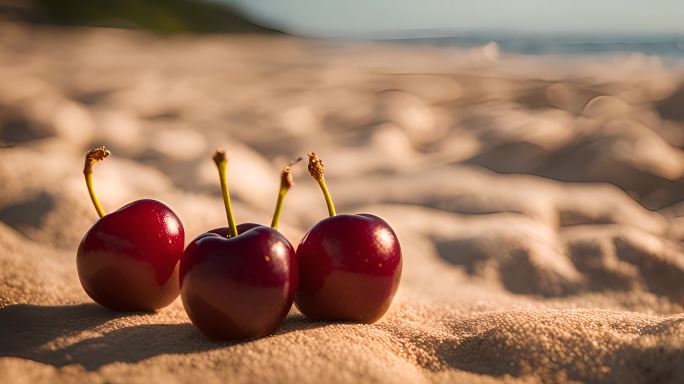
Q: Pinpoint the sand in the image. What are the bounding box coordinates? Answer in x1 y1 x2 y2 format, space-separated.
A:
0 22 683 383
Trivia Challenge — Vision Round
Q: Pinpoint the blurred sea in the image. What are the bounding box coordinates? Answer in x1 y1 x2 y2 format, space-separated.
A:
391 34 684 60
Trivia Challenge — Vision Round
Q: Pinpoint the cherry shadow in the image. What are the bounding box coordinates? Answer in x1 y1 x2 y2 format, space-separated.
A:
0 304 331 370
276 313 332 335
0 303 225 370
0 303 126 357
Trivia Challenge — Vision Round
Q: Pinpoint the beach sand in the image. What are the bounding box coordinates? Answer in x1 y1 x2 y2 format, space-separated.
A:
0 22 683 383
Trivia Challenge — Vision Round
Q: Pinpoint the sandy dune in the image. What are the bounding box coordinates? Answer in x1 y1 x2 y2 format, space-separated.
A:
0 22 683 383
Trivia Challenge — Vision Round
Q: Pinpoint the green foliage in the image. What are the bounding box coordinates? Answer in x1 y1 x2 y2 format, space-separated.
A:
33 0 279 34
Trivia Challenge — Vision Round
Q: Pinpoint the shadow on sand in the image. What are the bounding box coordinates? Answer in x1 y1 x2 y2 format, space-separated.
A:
0 303 329 370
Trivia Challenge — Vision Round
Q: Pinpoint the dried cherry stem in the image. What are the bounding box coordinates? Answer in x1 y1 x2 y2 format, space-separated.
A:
83 146 110 218
307 152 336 217
271 157 302 229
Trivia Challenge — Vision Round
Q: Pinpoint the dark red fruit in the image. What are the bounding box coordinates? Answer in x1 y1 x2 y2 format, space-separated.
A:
179 149 298 340
77 199 184 311
180 224 297 340
295 152 402 323
78 145 184 312
295 214 401 323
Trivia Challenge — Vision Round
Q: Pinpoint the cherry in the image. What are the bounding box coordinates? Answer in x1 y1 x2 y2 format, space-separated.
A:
179 149 298 340
77 146 185 311
294 153 402 323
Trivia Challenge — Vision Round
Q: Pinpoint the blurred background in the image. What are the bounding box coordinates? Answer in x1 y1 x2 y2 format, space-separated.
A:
2 1 683 204
0 0 683 294
1 1 684 381
3 1 684 49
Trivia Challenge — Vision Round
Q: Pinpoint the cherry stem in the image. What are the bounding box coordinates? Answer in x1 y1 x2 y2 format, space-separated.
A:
271 157 301 229
83 146 110 218
213 149 239 238
307 152 336 217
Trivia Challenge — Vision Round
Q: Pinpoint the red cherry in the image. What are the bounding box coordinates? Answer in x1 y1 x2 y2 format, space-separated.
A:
180 224 297 340
295 153 402 323
78 200 184 310
179 149 298 340
77 147 184 311
295 214 401 323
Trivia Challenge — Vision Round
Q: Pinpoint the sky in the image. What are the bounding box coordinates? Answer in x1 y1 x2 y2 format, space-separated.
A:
222 0 684 37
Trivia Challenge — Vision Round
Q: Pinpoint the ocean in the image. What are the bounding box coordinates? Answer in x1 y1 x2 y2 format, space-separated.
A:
390 34 684 59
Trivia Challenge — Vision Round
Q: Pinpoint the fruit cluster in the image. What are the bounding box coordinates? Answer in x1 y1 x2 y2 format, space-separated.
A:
77 146 402 340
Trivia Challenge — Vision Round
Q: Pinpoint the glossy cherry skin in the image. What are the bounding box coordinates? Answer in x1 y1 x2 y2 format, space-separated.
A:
295 214 402 323
180 223 298 340
77 199 185 311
